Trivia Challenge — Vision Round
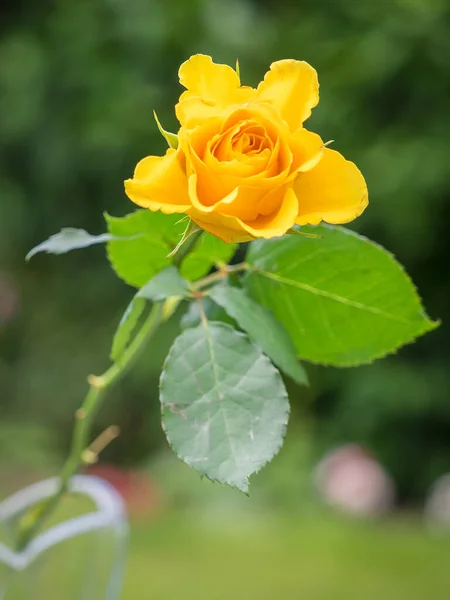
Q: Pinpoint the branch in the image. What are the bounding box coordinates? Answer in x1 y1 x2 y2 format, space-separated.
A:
17 302 165 550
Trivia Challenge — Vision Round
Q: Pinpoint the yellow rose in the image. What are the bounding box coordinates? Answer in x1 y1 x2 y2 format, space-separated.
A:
125 54 368 243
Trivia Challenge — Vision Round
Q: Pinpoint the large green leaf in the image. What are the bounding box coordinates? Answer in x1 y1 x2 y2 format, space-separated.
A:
245 225 438 366
105 210 236 287
160 321 289 492
209 285 308 386
106 211 173 287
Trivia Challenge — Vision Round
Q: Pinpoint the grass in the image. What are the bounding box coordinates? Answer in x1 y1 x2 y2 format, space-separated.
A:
2 481 450 599
122 511 450 600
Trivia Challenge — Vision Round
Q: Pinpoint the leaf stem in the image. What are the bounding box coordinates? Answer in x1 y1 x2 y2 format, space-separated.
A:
16 302 165 550
193 262 250 290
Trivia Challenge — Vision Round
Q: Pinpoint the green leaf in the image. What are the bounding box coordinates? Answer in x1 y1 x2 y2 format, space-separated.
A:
105 211 179 287
138 266 189 302
26 228 114 261
153 110 178 149
160 321 289 492
245 225 438 366
209 285 308 386
111 296 146 361
106 210 237 287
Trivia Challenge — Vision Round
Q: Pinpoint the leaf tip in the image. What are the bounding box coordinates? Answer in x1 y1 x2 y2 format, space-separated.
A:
153 110 178 149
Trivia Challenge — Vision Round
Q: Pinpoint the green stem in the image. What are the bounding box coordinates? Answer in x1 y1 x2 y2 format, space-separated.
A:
16 302 165 551
192 262 250 291
16 225 224 550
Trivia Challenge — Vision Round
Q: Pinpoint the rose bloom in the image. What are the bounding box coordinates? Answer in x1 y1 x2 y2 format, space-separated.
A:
125 54 368 243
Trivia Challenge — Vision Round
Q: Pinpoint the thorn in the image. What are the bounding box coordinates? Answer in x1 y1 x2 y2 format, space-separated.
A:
84 425 120 464
81 449 98 465
87 374 105 389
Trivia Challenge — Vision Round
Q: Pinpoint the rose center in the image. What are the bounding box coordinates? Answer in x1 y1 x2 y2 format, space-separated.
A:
232 126 268 156
211 121 272 164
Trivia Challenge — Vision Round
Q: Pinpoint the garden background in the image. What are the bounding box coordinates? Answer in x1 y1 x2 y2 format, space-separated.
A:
1 0 450 597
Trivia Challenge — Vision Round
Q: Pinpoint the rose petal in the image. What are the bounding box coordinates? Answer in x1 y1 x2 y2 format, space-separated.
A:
238 187 299 238
176 54 254 128
179 54 240 100
189 211 255 244
290 128 324 174
256 59 319 131
125 149 191 214
295 149 368 225
213 186 264 221
181 119 289 207
189 187 299 242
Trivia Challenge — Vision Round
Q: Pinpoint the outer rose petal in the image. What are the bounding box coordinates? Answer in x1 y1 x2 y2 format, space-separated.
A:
179 54 240 99
295 149 368 226
125 149 191 214
238 187 299 239
256 59 319 131
188 187 298 243
189 211 255 244
176 54 255 128
289 128 324 174
188 174 263 221
176 96 222 131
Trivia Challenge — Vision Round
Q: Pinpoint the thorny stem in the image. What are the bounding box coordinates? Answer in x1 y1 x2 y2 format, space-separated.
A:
16 230 240 550
17 302 165 551
16 230 205 551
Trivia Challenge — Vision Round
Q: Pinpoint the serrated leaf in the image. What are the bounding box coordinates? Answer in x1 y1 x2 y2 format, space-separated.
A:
138 266 189 302
160 321 289 492
209 285 308 386
106 210 237 287
245 225 438 366
105 211 178 287
26 229 114 261
111 296 146 361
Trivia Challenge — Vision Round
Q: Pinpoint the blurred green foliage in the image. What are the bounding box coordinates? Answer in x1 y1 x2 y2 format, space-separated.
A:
25 505 450 600
1 0 449 501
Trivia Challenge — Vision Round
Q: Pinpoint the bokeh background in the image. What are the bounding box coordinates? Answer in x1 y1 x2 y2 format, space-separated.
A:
1 0 450 598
